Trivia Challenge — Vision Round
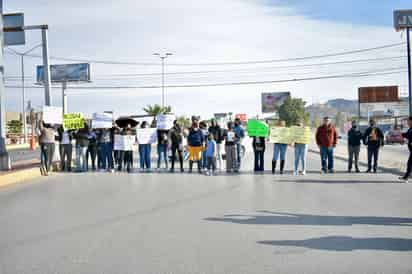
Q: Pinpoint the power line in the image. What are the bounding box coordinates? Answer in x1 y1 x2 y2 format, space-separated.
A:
5 68 405 91
4 42 405 67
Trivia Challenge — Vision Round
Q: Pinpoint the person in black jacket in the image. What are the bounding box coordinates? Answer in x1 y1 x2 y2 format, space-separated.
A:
347 120 362 173
363 119 384 173
252 136 265 172
208 119 224 170
400 117 412 182
168 120 184 173
75 125 90 172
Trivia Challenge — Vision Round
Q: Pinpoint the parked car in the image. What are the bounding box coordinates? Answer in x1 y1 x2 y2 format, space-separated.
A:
385 128 405 145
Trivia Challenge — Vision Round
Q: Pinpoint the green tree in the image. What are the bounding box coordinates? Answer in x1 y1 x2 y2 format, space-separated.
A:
176 116 191 128
143 104 172 116
7 120 22 134
278 97 309 127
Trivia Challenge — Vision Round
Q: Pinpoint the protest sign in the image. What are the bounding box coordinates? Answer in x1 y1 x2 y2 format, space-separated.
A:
114 135 135 151
247 119 269 137
156 114 175 130
63 113 85 130
42 106 63 124
290 126 311 144
136 128 158 144
269 127 293 144
92 112 113 129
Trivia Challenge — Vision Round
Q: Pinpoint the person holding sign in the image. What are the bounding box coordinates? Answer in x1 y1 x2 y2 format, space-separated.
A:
38 121 57 176
208 119 224 171
157 129 169 171
74 125 90 172
117 125 135 173
316 117 338 174
187 118 204 173
272 120 289 175
252 136 266 172
224 122 239 173
138 121 153 171
57 125 74 172
293 121 309 176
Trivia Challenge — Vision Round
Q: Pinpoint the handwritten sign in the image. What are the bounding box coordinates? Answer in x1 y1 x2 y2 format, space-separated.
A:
156 114 175 130
290 126 311 144
63 113 85 130
114 135 135 151
136 128 158 144
247 119 269 137
43 106 63 124
269 127 292 144
92 112 113 129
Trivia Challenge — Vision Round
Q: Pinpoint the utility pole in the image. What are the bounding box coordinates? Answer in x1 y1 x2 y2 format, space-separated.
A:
0 0 11 170
153 53 172 108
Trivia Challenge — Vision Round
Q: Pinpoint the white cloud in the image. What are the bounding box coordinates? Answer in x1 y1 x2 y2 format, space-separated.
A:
4 0 408 118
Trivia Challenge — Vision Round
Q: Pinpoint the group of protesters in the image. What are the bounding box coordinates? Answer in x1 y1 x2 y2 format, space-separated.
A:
37 113 412 182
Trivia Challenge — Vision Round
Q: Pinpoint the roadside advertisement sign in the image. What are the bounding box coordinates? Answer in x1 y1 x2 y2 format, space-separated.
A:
261 92 290 113
235 113 247 122
358 86 399 103
247 119 269 137
394 10 412 30
63 113 84 130
37 63 90 83
42 106 62 125
3 13 25 46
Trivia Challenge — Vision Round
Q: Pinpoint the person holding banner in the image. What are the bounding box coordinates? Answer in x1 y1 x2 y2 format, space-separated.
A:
293 121 309 176
224 121 239 173
117 125 135 173
252 136 265 172
157 129 169 171
187 118 204 173
96 128 115 173
272 120 288 175
234 118 245 170
57 125 74 172
138 121 152 171
38 122 57 176
168 120 184 173
316 117 338 174
75 125 90 172
86 129 98 171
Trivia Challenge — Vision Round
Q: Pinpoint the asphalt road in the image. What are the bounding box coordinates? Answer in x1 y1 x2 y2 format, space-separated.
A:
0 148 411 274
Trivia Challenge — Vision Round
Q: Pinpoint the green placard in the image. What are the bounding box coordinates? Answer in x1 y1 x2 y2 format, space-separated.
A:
63 113 85 130
247 119 269 137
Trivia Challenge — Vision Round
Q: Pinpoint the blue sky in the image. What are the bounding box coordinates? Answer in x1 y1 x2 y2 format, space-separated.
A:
265 0 411 26
3 0 409 118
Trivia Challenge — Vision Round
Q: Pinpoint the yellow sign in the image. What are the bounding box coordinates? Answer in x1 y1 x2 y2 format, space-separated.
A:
63 113 85 130
290 126 311 144
269 127 293 144
270 126 312 144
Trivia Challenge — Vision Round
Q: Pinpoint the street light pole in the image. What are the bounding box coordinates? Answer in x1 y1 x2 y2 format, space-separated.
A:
153 53 172 108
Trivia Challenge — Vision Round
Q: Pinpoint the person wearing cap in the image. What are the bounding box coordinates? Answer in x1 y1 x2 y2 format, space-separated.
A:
315 116 338 173
347 120 362 173
363 119 384 173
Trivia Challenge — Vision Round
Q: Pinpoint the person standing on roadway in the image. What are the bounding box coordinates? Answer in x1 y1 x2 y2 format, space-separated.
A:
316 117 338 174
208 119 224 171
38 121 57 176
272 120 288 175
168 120 184 173
187 118 204 173
347 120 362 173
363 119 384 173
399 116 412 182
234 118 245 170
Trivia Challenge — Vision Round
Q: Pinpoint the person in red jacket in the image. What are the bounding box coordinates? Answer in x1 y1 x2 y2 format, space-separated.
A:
316 117 338 173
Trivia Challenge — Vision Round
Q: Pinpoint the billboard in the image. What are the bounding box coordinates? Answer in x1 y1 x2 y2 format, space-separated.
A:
37 63 90 83
358 86 398 103
3 13 25 46
261 92 290 113
359 100 408 118
394 10 412 30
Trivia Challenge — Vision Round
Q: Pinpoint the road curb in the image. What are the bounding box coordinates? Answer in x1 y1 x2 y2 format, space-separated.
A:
308 148 403 175
0 167 43 188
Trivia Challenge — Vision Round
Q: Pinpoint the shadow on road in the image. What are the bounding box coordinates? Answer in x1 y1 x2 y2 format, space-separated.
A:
205 211 412 227
258 236 412 251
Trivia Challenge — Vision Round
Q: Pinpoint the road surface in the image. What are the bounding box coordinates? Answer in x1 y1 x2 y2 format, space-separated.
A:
0 148 411 274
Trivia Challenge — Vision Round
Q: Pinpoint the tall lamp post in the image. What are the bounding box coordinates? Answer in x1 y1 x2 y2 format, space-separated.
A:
6 44 42 144
153 53 172 108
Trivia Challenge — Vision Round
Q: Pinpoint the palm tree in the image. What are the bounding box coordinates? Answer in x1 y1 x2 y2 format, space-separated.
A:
143 104 172 116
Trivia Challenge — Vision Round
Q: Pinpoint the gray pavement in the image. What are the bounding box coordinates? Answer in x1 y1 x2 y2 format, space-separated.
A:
0 148 411 274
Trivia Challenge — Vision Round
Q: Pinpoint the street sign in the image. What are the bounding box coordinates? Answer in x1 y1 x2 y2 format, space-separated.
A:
3 13 25 46
36 63 90 83
394 10 412 30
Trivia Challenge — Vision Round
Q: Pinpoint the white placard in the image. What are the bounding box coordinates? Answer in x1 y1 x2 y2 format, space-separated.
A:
92 112 113 129
42 106 63 124
136 128 158 144
156 114 175 130
114 135 135 151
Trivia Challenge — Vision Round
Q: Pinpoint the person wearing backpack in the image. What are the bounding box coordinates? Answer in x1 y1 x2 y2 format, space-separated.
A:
169 120 184 173
252 136 265 172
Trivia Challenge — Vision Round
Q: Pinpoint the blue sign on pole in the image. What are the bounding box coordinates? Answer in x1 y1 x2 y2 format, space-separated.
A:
36 63 90 83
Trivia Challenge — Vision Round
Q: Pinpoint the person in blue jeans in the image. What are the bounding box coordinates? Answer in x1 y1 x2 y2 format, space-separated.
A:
252 136 265 172
272 120 288 175
97 128 114 172
294 121 308 176
138 121 152 172
315 117 338 173
157 129 169 170
234 118 245 170
200 121 209 171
